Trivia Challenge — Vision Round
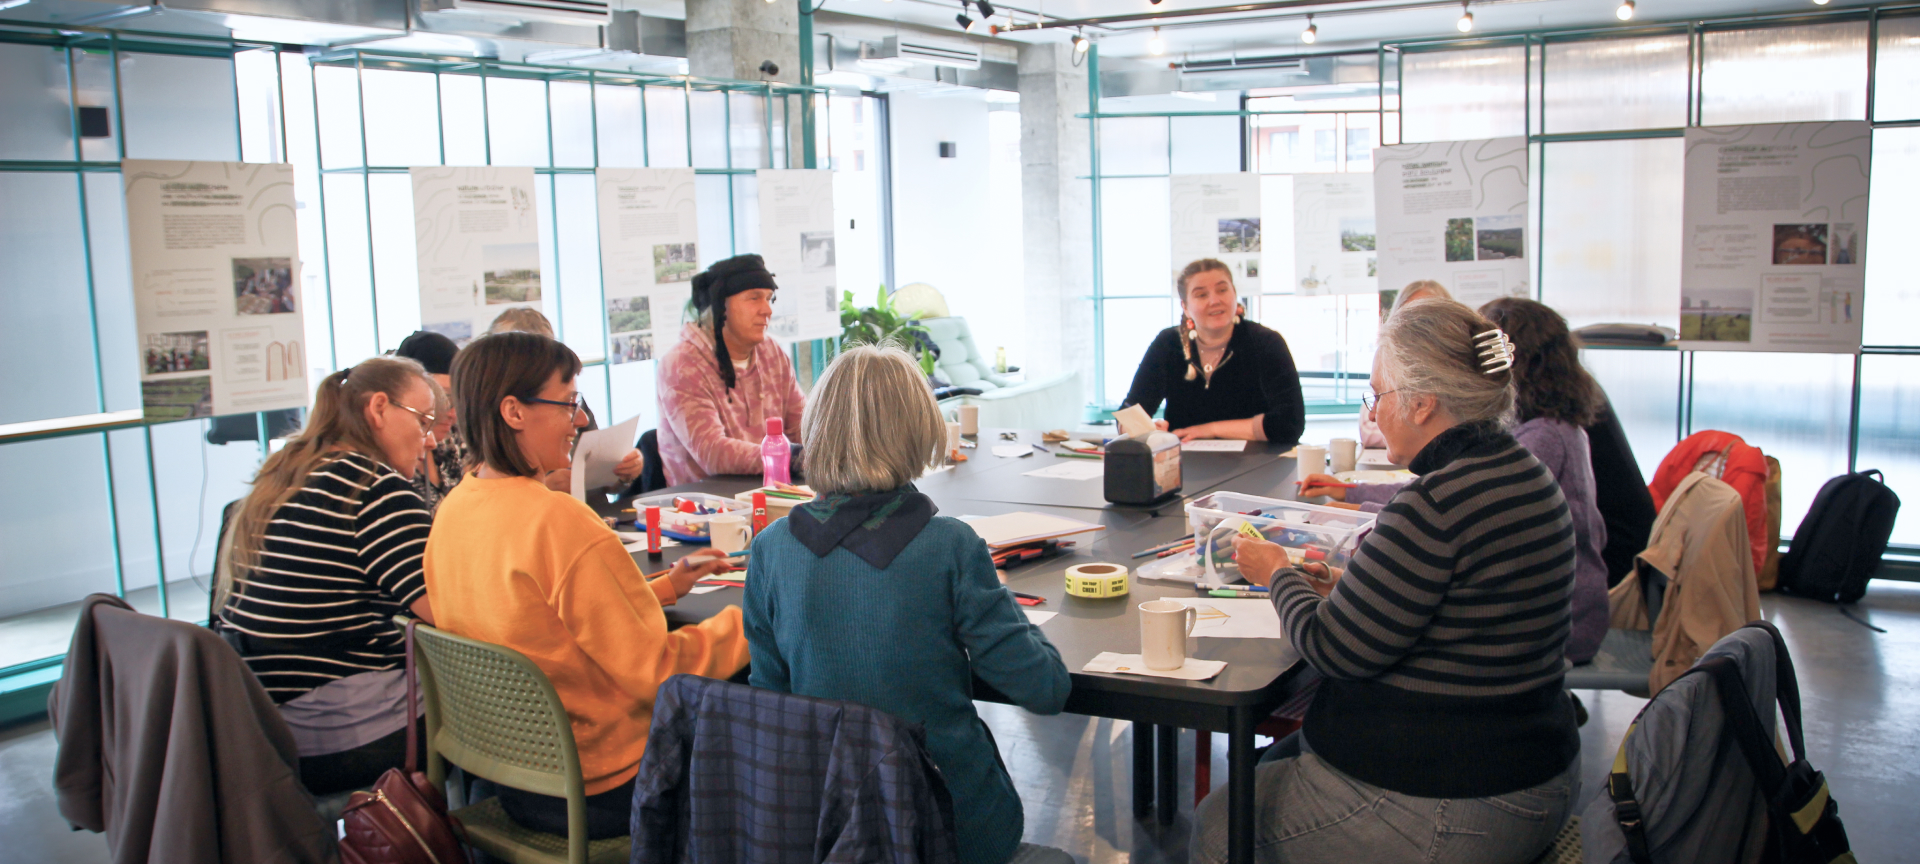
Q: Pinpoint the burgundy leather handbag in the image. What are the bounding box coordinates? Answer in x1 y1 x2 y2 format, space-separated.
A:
337 621 471 864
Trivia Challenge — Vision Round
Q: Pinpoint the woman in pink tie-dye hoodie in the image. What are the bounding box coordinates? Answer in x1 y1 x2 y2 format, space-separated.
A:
656 255 805 486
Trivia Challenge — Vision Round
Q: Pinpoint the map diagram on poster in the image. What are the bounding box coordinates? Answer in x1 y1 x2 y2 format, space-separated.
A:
1293 173 1377 296
597 168 698 365
757 169 841 344
1373 137 1530 309
1171 173 1262 316
411 166 542 345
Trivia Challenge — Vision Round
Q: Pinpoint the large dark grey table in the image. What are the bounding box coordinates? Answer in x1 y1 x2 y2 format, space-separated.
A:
607 436 1309 864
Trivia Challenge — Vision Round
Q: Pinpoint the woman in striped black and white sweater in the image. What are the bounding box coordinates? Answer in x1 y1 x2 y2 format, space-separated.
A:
1192 298 1581 864
216 356 439 796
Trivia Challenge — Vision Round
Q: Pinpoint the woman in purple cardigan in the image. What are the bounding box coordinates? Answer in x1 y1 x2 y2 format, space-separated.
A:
1302 297 1609 664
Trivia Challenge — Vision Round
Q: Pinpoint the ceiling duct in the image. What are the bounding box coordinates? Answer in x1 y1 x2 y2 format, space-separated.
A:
423 0 611 26
1177 55 1311 75
864 35 983 70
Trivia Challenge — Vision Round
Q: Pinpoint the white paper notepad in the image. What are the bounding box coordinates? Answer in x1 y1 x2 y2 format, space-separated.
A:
962 512 1105 548
1022 460 1104 481
1182 439 1248 452
1166 597 1284 639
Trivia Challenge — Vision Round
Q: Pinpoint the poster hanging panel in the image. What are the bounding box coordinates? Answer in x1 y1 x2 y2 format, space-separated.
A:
410 166 543 344
1373 137 1530 308
596 168 699 365
1293 173 1378 296
756 169 841 344
1678 122 1868 353
1170 173 1262 315
124 160 308 421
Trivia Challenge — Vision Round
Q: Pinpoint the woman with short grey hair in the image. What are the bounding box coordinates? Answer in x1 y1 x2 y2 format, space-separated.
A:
1194 298 1582 864
742 345 1071 864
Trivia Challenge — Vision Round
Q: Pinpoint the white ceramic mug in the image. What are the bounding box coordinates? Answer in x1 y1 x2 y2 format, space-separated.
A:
1139 599 1198 670
1296 445 1327 478
959 404 980 437
1330 437 1358 473
945 421 961 456
710 514 749 554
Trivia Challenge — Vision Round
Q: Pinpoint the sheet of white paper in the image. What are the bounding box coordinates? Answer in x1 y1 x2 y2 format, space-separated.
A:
991 444 1031 458
1182 439 1248 452
1166 597 1285 639
619 533 679 549
1024 610 1057 626
963 512 1105 547
1082 651 1227 680
688 585 728 595
1358 448 1394 466
1022 461 1105 481
571 414 641 500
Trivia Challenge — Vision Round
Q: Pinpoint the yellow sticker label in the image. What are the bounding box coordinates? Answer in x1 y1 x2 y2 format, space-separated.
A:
1237 521 1266 541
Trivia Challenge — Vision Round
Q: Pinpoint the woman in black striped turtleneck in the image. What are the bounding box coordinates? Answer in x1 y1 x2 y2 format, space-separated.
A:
1191 298 1581 864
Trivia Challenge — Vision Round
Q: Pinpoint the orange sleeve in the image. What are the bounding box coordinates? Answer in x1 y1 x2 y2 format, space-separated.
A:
649 575 678 608
552 535 749 703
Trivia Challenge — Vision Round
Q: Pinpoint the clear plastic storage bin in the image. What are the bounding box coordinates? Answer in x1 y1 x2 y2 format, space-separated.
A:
1138 491 1376 587
628 492 752 543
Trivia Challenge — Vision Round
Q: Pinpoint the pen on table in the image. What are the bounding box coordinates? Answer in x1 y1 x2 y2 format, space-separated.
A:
1031 443 1050 455
1056 451 1102 460
1010 591 1046 606
1207 588 1269 598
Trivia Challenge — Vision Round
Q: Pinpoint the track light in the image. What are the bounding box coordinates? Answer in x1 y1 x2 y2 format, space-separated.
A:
956 0 973 31
1301 14 1317 43
1457 3 1474 32
1616 0 1634 19
1072 33 1090 54
1147 26 1165 55
975 0 995 19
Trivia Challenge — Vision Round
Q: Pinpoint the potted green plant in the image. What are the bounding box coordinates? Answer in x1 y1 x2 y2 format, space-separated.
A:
838 284 937 376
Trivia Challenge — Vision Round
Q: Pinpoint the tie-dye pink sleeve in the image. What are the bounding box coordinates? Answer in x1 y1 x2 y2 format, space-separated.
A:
660 348 762 477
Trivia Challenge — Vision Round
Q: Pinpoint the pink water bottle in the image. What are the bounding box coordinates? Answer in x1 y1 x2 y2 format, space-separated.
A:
761 417 791 486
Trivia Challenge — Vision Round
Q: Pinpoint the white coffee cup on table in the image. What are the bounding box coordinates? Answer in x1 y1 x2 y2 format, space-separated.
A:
710 514 749 554
1296 445 1327 477
1139 599 1198 670
959 404 980 437
1330 437 1358 473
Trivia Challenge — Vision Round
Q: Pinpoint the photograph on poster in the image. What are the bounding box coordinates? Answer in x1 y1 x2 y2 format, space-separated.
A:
1444 218 1475 262
1476 215 1525 260
483 242 542 304
1772 224 1828 265
1245 260 1260 278
653 242 697 283
1681 288 1755 342
267 340 302 381
233 258 295 315
1217 218 1261 253
801 232 836 272
607 296 651 334
611 333 654 365
1831 224 1858 264
143 376 213 421
144 331 209 374
425 319 473 345
1340 217 1376 252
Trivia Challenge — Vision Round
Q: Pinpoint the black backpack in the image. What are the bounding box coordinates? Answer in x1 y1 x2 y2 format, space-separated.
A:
1776 470 1900 604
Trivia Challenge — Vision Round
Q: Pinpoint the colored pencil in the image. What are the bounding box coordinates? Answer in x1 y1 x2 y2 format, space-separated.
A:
1055 451 1102 460
1132 537 1196 558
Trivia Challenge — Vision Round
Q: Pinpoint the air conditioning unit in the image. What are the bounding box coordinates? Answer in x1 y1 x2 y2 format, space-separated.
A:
864 36 983 70
424 0 612 26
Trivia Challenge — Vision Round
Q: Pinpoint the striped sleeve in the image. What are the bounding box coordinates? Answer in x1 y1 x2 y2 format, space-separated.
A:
357 476 430 608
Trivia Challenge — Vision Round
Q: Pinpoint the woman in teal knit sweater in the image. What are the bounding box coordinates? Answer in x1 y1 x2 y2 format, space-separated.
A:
742 345 1072 864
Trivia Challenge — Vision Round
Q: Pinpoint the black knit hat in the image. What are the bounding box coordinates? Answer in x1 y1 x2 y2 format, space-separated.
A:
692 254 779 389
394 330 460 376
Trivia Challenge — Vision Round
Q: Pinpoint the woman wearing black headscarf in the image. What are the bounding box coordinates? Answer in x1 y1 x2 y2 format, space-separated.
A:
655 254 806 485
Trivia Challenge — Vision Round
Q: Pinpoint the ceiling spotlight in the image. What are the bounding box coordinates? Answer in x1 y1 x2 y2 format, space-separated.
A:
1148 26 1166 55
1616 0 1634 19
1457 3 1474 32
956 0 973 30
1072 33 1091 54
976 0 995 19
1301 14 1318 43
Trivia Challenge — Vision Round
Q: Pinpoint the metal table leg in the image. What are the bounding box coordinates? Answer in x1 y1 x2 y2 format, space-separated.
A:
1227 707 1258 864
1133 721 1154 819
1156 723 1177 824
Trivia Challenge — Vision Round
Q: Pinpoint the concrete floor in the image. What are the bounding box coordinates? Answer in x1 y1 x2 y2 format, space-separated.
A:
7 584 1916 863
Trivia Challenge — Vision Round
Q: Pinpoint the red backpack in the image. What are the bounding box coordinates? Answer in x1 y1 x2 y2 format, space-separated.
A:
1647 431 1772 577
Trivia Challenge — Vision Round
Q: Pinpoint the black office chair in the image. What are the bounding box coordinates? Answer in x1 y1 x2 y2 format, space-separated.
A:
637 429 666 495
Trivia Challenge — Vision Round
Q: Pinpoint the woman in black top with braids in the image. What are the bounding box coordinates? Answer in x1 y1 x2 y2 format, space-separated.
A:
1120 258 1306 447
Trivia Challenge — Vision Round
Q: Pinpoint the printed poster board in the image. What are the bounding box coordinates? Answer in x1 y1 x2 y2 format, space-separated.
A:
1171 173 1262 315
1373 137 1530 308
1293 173 1377 296
1678 122 1868 353
756 169 841 344
410 166 542 344
124 160 307 421
596 168 699 365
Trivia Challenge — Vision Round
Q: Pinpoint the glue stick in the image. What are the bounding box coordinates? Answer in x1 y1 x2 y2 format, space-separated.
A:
752 492 769 535
645 506 662 557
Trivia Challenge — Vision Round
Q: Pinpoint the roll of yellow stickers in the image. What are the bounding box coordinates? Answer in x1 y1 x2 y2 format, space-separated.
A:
1065 562 1131 598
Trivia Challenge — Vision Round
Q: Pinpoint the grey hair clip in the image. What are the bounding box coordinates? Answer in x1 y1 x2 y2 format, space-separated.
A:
1474 328 1514 374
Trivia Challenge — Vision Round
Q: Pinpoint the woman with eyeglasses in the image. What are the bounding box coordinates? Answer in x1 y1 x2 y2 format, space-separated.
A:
425 331 747 838
214 356 440 796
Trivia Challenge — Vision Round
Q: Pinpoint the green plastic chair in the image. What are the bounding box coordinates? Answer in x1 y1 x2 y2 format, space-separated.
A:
1529 815 1584 864
401 618 631 864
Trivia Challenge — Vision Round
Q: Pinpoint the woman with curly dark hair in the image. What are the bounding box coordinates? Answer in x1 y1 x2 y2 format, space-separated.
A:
1302 296 1612 663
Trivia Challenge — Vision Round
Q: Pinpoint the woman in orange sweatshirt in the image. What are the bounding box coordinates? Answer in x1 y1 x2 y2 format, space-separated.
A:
424 331 747 838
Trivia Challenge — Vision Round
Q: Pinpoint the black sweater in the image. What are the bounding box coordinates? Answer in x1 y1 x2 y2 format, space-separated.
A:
1586 398 1657 587
1120 320 1306 447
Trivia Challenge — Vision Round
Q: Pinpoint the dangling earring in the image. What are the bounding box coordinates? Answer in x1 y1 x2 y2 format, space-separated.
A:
1185 316 1198 341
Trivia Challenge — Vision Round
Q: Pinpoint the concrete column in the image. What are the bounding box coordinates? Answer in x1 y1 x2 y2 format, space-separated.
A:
1018 42 1096 410
685 0 801 84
